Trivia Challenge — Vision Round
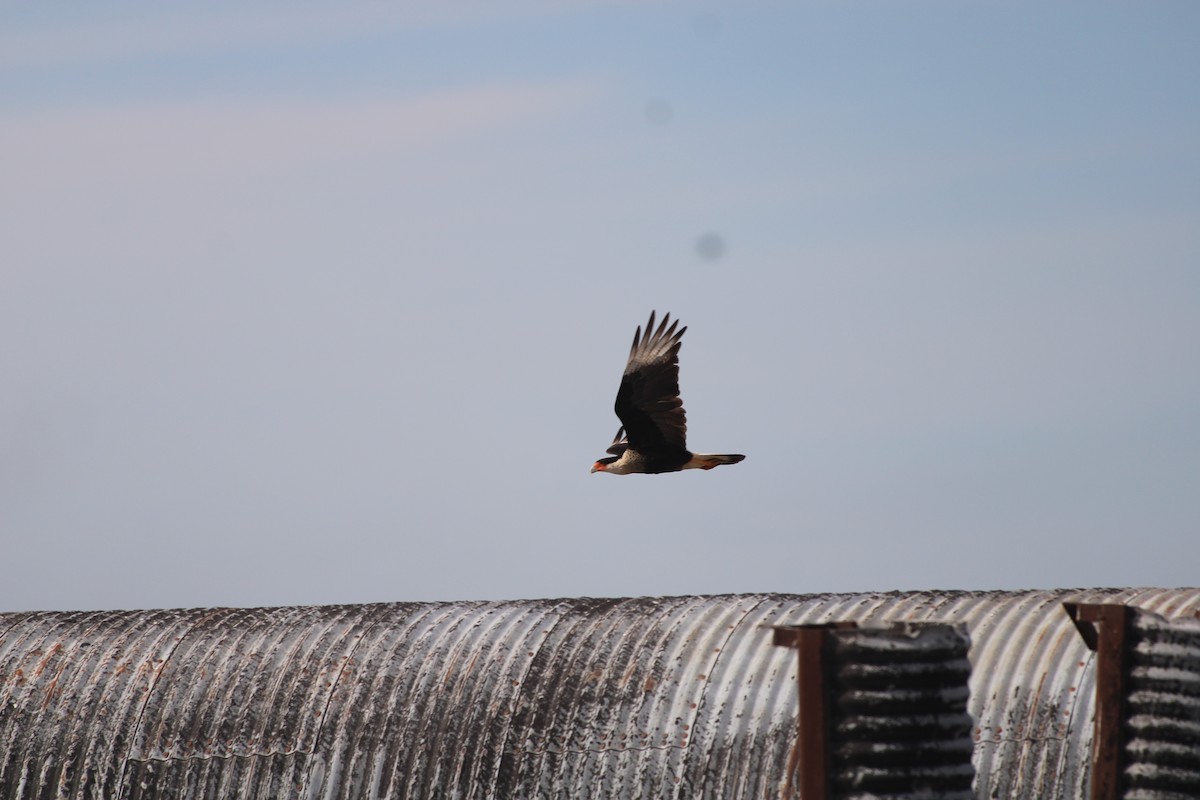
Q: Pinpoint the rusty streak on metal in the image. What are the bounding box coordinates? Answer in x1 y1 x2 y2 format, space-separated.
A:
772 623 855 800
1063 603 1130 800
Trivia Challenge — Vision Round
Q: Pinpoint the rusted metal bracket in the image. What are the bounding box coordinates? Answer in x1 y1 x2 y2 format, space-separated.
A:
1063 603 1131 800
772 623 857 800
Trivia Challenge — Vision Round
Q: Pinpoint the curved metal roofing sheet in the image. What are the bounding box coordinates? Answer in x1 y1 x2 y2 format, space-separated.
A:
2 588 1200 799
1123 609 1200 798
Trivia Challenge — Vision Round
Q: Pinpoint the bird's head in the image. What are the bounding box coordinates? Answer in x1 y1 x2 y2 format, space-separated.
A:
591 456 619 474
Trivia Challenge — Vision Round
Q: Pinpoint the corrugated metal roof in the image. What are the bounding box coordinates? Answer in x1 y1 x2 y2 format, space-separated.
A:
826 623 975 800
1123 609 1200 798
2 588 1199 799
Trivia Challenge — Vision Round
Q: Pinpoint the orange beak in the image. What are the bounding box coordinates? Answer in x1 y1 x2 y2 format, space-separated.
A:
591 462 606 473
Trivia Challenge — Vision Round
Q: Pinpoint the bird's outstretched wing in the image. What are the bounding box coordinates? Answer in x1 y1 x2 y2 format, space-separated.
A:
606 427 629 456
614 311 688 454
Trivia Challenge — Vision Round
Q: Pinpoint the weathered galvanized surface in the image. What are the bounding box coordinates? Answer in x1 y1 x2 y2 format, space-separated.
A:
2 589 1199 799
1123 609 1200 799
828 623 974 800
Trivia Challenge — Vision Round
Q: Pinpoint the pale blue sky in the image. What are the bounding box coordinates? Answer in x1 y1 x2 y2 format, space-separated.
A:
2 2 1198 611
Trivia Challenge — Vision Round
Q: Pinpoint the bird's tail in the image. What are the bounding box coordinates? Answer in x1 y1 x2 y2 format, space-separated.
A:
685 453 746 470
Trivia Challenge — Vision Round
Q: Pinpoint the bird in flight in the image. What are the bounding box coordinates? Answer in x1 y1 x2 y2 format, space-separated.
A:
592 311 745 475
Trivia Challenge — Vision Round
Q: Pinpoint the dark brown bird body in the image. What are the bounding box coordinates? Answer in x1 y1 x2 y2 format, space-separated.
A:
591 311 744 475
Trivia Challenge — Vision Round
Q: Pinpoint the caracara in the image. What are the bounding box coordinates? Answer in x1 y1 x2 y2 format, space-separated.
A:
591 311 745 475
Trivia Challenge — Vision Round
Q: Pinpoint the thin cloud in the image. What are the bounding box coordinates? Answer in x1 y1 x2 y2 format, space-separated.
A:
1 78 604 190
0 1 646 70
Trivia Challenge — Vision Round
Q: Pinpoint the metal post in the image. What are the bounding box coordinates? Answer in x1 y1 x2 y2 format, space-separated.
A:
1063 602 1131 800
773 623 856 800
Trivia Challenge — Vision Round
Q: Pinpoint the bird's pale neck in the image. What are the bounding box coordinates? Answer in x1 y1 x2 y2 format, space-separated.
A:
592 453 636 474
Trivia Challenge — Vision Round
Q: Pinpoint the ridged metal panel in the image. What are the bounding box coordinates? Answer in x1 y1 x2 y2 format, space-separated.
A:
828 623 974 799
684 597 799 799
120 603 406 800
0 608 197 798
1123 610 1200 799
2 589 1200 799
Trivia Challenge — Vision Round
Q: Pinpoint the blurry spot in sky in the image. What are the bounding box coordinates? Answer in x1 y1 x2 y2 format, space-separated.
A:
695 232 726 261
691 14 721 41
645 98 673 126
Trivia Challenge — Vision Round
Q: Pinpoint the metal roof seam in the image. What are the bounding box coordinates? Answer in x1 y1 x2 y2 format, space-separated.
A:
575 596 711 799
682 597 789 799
1048 643 1095 795
464 601 569 797
392 602 485 795
296 606 390 797
71 613 175 795
529 744 689 756
687 594 780 800
514 599 618 790
973 733 1072 745
467 600 571 797
313 602 444 799
0 611 33 649
111 606 228 794
125 748 315 764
